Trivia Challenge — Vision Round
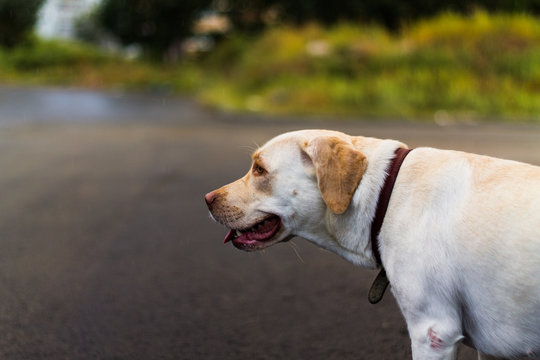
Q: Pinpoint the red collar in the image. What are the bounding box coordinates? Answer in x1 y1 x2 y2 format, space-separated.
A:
368 147 412 304
370 147 412 266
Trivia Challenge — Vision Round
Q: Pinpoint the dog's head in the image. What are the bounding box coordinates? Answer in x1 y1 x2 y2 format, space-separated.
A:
205 130 368 251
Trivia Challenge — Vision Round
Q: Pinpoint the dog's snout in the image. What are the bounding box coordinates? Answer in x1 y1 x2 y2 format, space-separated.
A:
204 191 216 208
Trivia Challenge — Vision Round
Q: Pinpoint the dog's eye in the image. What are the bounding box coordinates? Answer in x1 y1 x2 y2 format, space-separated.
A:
253 164 266 175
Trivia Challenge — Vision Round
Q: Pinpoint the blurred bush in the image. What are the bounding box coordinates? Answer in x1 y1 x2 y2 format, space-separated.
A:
0 36 202 91
197 12 540 120
5 38 110 70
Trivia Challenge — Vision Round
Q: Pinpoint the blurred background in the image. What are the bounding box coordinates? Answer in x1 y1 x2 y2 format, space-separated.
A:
0 1 539 359
1 0 540 120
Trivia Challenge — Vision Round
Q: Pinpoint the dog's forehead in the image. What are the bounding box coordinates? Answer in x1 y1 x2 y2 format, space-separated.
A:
258 129 350 155
254 136 297 163
261 132 297 150
252 130 342 169
261 129 344 149
250 132 308 169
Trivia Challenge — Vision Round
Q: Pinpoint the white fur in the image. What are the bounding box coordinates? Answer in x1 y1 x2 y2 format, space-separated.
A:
208 129 540 360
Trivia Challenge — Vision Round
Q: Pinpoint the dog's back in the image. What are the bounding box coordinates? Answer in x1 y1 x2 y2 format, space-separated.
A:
389 147 540 357
460 153 540 357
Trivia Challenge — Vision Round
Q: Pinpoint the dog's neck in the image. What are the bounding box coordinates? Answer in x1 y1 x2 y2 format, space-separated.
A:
321 139 407 268
370 147 412 265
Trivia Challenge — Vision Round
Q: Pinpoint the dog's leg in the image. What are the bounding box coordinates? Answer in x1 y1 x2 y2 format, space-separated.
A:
408 320 463 360
391 279 464 359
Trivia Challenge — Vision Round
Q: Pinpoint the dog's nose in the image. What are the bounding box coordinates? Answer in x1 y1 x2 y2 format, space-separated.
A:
204 191 216 207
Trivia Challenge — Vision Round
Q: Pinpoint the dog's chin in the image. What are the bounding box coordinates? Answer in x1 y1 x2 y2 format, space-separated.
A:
222 214 290 251
232 232 291 251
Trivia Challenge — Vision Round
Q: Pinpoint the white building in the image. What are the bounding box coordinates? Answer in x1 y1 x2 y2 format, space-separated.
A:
36 0 101 40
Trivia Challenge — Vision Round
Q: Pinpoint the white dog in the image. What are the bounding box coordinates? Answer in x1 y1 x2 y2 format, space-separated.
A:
205 129 540 360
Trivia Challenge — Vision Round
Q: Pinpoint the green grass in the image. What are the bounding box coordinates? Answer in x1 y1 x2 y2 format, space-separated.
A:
1 12 540 121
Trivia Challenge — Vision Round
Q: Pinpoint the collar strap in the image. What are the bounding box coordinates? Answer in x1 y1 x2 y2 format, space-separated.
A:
370 147 412 266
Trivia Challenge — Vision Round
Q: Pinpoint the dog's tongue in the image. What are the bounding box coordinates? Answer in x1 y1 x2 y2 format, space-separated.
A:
224 229 235 243
222 216 281 244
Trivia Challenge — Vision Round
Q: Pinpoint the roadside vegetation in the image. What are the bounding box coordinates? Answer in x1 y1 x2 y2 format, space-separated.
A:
0 37 199 91
1 12 540 121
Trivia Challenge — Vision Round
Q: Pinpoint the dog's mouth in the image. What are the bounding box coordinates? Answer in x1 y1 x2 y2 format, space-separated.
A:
223 214 282 250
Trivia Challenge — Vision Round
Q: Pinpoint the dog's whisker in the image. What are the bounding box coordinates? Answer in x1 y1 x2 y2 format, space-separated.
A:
288 241 305 264
240 145 258 155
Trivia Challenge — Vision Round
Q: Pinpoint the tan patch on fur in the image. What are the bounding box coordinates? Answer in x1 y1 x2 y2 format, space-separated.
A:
304 136 368 214
209 184 246 225
213 203 245 224
253 174 272 195
215 188 228 197
251 151 261 162
250 153 273 195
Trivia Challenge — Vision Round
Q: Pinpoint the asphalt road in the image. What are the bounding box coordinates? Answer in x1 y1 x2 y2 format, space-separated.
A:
0 86 539 359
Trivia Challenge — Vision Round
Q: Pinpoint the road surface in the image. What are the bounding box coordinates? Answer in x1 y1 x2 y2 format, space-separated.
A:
0 86 539 359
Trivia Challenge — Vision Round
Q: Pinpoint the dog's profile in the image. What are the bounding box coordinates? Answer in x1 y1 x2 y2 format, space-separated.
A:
205 129 540 360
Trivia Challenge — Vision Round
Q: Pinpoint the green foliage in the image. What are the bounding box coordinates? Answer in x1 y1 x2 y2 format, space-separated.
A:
5 38 111 70
198 12 540 120
95 0 212 58
0 0 43 48
0 37 202 92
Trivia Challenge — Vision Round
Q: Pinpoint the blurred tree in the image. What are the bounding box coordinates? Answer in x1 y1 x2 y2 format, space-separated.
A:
226 0 363 30
96 0 212 58
76 8 104 45
226 0 540 31
353 0 540 30
90 0 540 59
0 0 44 48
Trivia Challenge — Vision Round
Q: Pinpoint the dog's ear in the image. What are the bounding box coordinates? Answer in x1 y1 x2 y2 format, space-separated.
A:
302 136 367 214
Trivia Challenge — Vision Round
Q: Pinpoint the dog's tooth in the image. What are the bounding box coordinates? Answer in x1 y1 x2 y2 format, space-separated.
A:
236 230 242 236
